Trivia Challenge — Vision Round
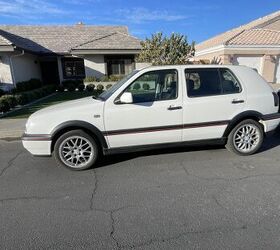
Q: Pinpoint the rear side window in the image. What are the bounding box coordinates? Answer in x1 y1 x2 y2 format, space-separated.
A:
185 68 242 97
185 68 221 97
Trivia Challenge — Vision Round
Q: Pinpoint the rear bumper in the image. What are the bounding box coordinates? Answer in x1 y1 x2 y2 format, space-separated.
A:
22 133 52 156
261 113 280 134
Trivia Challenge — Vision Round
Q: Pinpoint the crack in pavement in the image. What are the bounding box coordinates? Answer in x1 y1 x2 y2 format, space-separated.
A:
123 224 249 249
90 169 98 210
181 162 280 182
0 195 69 204
0 150 23 177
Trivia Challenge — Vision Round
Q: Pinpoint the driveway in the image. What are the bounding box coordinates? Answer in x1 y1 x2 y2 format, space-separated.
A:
0 128 280 249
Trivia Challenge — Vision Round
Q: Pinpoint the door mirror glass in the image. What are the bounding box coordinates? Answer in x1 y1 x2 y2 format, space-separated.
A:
120 92 133 104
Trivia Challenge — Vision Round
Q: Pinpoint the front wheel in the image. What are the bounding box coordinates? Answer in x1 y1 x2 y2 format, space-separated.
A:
54 130 98 170
226 119 264 156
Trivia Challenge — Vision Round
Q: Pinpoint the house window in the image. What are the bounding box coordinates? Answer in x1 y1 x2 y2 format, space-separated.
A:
105 56 135 76
62 58 85 79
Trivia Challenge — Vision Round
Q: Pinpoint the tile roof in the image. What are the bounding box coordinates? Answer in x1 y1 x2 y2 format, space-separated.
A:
73 32 142 50
227 29 280 46
196 10 280 51
0 25 141 54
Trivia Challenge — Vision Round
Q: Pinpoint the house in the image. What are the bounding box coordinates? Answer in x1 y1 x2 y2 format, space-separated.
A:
195 10 280 84
0 24 142 90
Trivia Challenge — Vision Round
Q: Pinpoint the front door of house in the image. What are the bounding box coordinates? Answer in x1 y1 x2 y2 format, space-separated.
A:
41 60 60 85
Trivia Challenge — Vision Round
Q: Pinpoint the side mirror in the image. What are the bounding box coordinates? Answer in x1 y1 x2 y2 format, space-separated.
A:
119 92 133 104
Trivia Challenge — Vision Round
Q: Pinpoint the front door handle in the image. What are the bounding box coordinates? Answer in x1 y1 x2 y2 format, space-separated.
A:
232 99 245 104
167 105 182 111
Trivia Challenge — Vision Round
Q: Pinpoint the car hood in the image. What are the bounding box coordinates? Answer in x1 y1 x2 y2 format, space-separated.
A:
25 96 105 134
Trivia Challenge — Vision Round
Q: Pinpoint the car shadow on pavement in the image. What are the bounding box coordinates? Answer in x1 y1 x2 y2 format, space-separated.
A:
94 126 280 169
259 126 280 152
94 144 225 169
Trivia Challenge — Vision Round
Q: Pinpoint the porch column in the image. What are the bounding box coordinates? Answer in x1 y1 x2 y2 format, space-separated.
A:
57 57 64 84
221 54 232 65
262 54 277 83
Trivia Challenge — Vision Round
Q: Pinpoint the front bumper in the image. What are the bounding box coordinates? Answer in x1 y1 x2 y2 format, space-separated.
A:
22 133 52 156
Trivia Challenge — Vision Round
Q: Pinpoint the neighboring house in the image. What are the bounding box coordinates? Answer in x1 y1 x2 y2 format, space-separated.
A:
195 10 280 84
0 24 142 90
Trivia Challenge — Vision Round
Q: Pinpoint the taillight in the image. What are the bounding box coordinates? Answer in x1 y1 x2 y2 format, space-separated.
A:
272 92 279 107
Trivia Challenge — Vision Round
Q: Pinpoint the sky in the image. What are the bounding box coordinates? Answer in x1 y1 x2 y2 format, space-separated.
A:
0 0 280 44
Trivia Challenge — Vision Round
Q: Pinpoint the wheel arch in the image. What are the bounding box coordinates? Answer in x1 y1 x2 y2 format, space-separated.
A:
223 111 263 138
50 120 108 152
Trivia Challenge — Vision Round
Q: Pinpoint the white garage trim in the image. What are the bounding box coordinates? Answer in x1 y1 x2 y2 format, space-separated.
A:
275 56 280 84
232 55 263 74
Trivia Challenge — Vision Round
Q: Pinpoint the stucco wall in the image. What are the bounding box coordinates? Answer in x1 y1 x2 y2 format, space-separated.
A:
0 53 13 88
84 55 106 78
12 53 41 83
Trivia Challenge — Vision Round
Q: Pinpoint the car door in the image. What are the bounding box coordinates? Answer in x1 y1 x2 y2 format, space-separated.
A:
104 69 183 148
182 67 247 141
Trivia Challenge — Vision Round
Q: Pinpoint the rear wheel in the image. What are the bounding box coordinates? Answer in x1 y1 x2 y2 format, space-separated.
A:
226 119 264 156
54 130 98 170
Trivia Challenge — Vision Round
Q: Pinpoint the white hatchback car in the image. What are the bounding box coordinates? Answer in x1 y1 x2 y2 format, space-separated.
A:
22 65 280 170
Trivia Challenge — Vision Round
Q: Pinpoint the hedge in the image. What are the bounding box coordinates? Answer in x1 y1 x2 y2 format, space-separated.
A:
0 85 56 113
62 80 83 91
0 89 5 97
15 78 43 92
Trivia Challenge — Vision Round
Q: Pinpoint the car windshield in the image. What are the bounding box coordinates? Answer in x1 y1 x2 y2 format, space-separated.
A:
97 70 139 101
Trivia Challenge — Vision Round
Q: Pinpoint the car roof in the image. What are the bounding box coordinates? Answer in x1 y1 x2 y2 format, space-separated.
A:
140 64 249 71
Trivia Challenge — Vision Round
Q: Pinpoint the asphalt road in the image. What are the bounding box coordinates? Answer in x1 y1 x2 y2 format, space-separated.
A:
1 128 280 250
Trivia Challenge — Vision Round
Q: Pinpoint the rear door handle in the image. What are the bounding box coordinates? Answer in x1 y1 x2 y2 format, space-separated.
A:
167 105 182 111
232 99 245 104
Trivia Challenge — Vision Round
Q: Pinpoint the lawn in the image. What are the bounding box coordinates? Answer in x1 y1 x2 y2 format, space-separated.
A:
2 91 95 119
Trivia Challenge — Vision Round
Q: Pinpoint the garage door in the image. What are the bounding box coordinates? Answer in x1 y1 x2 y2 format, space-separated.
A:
233 56 263 74
275 57 280 84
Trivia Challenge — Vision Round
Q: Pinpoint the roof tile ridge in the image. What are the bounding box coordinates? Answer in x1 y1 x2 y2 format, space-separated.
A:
224 29 247 45
70 32 117 50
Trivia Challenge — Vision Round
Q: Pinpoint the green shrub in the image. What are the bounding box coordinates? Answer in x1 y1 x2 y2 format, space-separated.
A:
14 94 26 105
109 75 123 82
84 76 99 82
0 89 5 97
106 84 112 90
67 83 76 92
143 83 150 90
15 85 55 106
62 80 82 91
2 95 17 108
86 84 95 92
133 83 141 90
0 97 10 113
100 75 110 82
16 78 42 92
78 84 85 91
57 85 65 92
96 84 104 91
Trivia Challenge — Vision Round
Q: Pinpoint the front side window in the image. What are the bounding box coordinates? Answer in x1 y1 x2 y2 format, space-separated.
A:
186 68 221 97
122 69 178 103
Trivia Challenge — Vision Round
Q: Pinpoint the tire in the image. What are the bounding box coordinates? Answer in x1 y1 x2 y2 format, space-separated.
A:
226 119 264 156
54 129 98 170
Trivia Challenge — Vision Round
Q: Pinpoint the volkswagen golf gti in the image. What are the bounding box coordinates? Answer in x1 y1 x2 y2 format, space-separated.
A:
22 65 280 170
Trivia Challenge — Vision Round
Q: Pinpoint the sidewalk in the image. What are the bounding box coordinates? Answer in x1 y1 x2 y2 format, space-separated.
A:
0 118 27 140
